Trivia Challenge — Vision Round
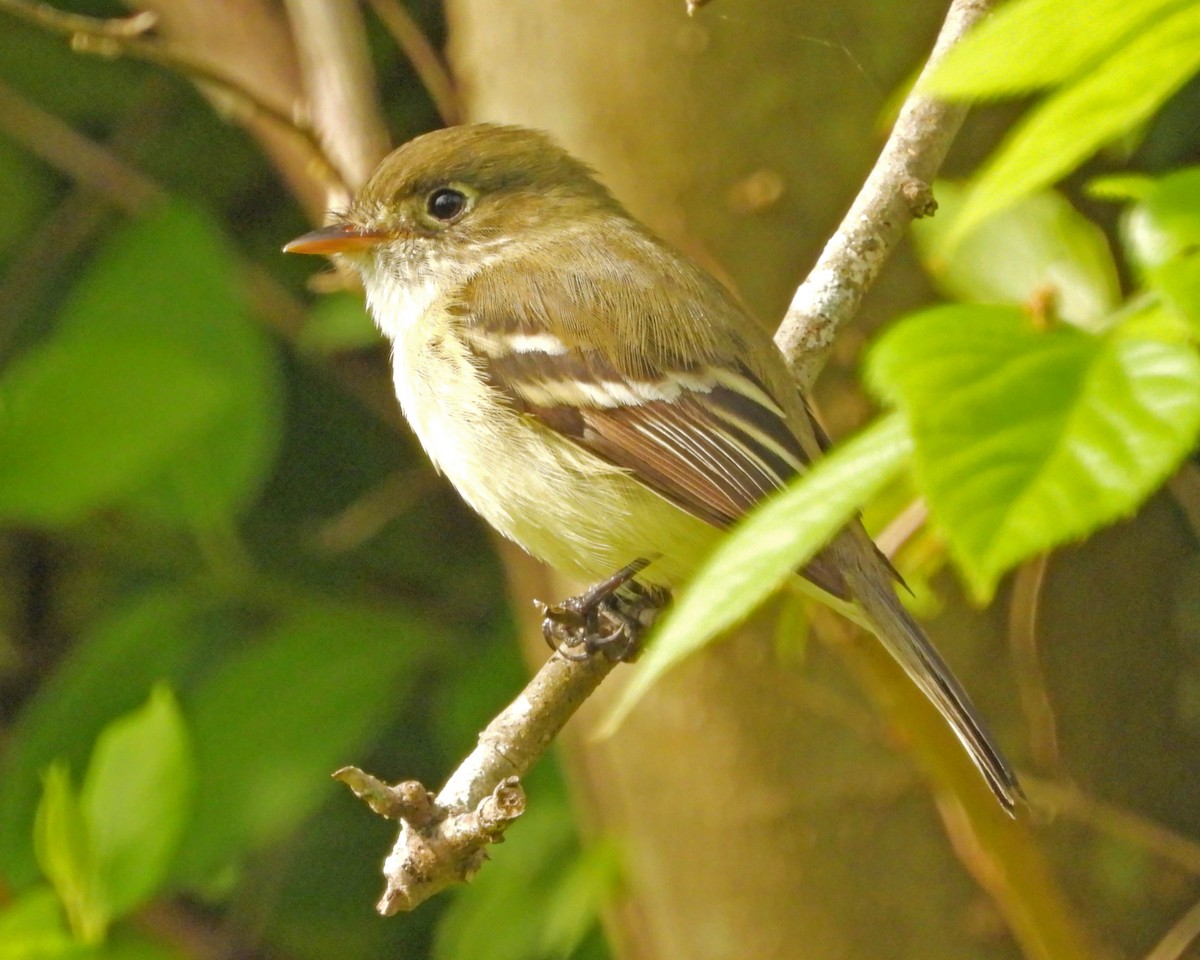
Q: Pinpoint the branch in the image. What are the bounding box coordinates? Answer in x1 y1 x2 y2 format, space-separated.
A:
366 0 463 126
283 0 391 202
336 649 619 913
773 0 995 389
0 80 164 214
0 0 347 198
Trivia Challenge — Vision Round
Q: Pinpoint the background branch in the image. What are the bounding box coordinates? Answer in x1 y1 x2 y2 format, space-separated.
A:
283 0 391 203
774 0 995 390
367 0 462 126
0 0 345 204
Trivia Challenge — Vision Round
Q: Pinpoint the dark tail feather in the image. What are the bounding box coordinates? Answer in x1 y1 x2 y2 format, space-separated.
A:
843 556 1023 814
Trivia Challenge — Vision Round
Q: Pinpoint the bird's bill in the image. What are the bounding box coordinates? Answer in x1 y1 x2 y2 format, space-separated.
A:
283 223 386 256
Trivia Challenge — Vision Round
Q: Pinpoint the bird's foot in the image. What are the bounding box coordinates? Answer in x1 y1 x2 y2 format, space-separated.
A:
538 560 668 662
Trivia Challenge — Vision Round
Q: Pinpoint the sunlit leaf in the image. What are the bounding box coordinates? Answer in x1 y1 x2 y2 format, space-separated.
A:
1123 167 1200 335
915 184 1120 330
604 414 912 733
1123 167 1200 270
0 887 80 960
946 2 1200 246
1087 173 1157 203
81 687 194 920
868 304 1200 601
33 765 105 944
0 591 214 888
925 0 1187 98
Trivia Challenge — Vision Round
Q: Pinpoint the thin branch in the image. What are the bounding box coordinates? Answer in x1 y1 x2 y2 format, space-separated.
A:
1008 555 1063 773
0 80 164 214
283 0 391 201
873 496 928 560
0 77 175 357
0 0 156 38
1143 898 1200 960
366 0 462 126
0 0 347 197
337 648 619 913
774 0 996 389
1025 776 1200 877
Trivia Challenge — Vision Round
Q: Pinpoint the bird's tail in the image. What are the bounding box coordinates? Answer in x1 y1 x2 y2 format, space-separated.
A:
830 543 1024 814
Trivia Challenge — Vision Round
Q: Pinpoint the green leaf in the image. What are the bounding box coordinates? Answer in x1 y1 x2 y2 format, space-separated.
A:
80 687 194 920
33 765 105 944
925 0 1189 98
52 202 282 527
296 292 380 355
1124 168 1200 334
0 590 214 888
867 304 1200 601
1087 173 1157 203
171 600 426 889
0 887 82 960
947 2 1200 247
537 838 622 959
1124 167 1200 269
604 413 912 733
0 337 229 524
914 184 1120 330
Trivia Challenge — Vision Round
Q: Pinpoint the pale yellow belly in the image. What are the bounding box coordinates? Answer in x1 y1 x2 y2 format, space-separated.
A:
392 334 717 588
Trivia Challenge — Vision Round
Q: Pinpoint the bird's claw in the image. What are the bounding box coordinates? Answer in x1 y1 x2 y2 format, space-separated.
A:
537 559 665 663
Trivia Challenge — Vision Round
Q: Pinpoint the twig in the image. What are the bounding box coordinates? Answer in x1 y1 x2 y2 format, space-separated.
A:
366 0 463 126
1143 898 1200 960
1009 555 1062 773
0 80 164 214
774 0 997 390
0 77 175 357
0 0 347 196
873 495 928 560
336 649 619 913
1025 776 1200 877
0 0 156 38
311 468 439 554
283 0 391 201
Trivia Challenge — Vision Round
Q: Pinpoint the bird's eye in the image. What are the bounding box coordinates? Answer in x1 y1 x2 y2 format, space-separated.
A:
426 187 467 222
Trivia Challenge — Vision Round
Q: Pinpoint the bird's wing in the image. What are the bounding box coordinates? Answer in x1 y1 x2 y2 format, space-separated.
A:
453 243 850 598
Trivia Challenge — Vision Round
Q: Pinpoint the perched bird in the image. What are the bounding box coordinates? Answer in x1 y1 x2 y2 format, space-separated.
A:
286 123 1022 812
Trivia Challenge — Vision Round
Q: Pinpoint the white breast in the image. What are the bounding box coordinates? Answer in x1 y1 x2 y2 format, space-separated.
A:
361 270 716 587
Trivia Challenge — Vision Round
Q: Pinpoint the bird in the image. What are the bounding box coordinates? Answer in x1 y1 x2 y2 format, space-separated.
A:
285 123 1022 813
